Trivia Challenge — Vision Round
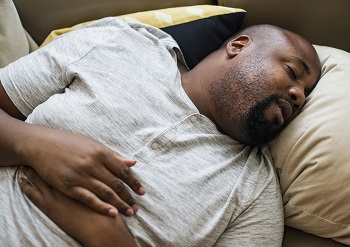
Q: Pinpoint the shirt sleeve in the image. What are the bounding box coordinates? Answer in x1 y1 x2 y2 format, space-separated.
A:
214 170 284 247
0 17 124 117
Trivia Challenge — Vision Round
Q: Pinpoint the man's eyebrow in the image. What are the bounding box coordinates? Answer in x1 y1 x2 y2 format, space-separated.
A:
294 56 311 75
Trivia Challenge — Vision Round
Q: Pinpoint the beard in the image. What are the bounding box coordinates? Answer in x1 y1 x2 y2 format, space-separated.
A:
245 94 287 146
208 53 289 146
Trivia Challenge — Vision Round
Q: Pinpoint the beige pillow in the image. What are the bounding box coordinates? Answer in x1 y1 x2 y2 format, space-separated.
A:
270 45 350 245
0 0 37 67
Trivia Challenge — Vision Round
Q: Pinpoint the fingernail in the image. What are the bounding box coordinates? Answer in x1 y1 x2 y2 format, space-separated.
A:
132 204 139 213
18 178 23 184
107 208 118 217
138 186 145 195
125 208 134 216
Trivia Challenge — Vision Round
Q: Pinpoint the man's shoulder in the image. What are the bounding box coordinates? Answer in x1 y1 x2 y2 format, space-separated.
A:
239 145 281 202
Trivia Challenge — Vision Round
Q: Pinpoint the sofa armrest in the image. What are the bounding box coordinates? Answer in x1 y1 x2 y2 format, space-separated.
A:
0 0 38 67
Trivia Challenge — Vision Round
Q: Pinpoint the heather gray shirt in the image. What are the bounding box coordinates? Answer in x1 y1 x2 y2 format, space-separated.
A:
0 18 283 246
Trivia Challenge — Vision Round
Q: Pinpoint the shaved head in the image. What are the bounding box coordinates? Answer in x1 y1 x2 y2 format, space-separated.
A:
183 24 321 146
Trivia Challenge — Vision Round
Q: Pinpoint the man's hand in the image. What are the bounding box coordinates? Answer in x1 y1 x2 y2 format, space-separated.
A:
20 126 145 217
19 167 137 247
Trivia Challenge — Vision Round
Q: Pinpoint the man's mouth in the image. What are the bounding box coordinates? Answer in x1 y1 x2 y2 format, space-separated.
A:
275 98 293 125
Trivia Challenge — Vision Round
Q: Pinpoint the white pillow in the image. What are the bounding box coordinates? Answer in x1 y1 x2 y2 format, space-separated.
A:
270 45 350 245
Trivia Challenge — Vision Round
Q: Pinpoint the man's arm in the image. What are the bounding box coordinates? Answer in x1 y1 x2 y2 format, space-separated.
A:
0 82 26 164
18 166 137 247
0 81 145 217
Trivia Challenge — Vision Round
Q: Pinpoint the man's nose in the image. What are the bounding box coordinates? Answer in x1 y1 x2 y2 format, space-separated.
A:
288 86 305 110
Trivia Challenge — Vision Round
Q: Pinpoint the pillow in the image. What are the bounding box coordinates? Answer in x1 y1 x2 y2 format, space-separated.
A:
269 45 350 245
41 5 246 69
0 0 38 67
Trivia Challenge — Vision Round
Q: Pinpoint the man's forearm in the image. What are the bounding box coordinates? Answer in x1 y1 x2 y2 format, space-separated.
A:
0 80 31 166
0 81 145 217
0 108 30 166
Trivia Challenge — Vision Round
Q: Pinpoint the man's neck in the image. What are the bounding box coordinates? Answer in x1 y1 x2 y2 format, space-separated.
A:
177 61 189 74
177 62 214 121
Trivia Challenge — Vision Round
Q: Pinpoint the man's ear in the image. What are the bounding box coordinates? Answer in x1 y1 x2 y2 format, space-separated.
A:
226 35 251 57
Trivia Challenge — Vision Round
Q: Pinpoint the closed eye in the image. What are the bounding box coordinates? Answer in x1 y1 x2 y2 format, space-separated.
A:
287 65 297 80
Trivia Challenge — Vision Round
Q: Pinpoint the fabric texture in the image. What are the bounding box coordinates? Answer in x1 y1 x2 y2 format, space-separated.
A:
41 5 245 69
0 18 283 246
0 0 38 68
270 45 350 245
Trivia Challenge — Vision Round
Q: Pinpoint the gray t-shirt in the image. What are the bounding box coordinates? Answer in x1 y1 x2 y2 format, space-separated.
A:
0 18 284 246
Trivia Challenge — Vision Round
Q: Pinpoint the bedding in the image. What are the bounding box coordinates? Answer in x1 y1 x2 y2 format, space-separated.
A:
270 45 350 245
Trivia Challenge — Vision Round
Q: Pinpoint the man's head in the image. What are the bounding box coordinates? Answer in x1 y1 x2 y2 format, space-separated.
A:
191 24 321 146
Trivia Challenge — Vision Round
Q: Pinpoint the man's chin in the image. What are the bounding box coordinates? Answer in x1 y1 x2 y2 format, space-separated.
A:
245 95 286 146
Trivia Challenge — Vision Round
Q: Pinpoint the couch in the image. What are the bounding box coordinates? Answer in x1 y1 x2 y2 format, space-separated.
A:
1 0 350 246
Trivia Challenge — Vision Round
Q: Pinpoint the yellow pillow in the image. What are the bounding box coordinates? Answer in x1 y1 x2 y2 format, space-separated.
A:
41 5 246 69
42 5 244 45
270 45 350 245
43 5 243 45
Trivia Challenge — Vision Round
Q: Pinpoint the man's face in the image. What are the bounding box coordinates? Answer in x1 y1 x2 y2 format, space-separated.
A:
209 35 321 145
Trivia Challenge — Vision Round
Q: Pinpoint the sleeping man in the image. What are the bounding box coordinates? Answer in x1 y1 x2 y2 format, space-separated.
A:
0 17 320 246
